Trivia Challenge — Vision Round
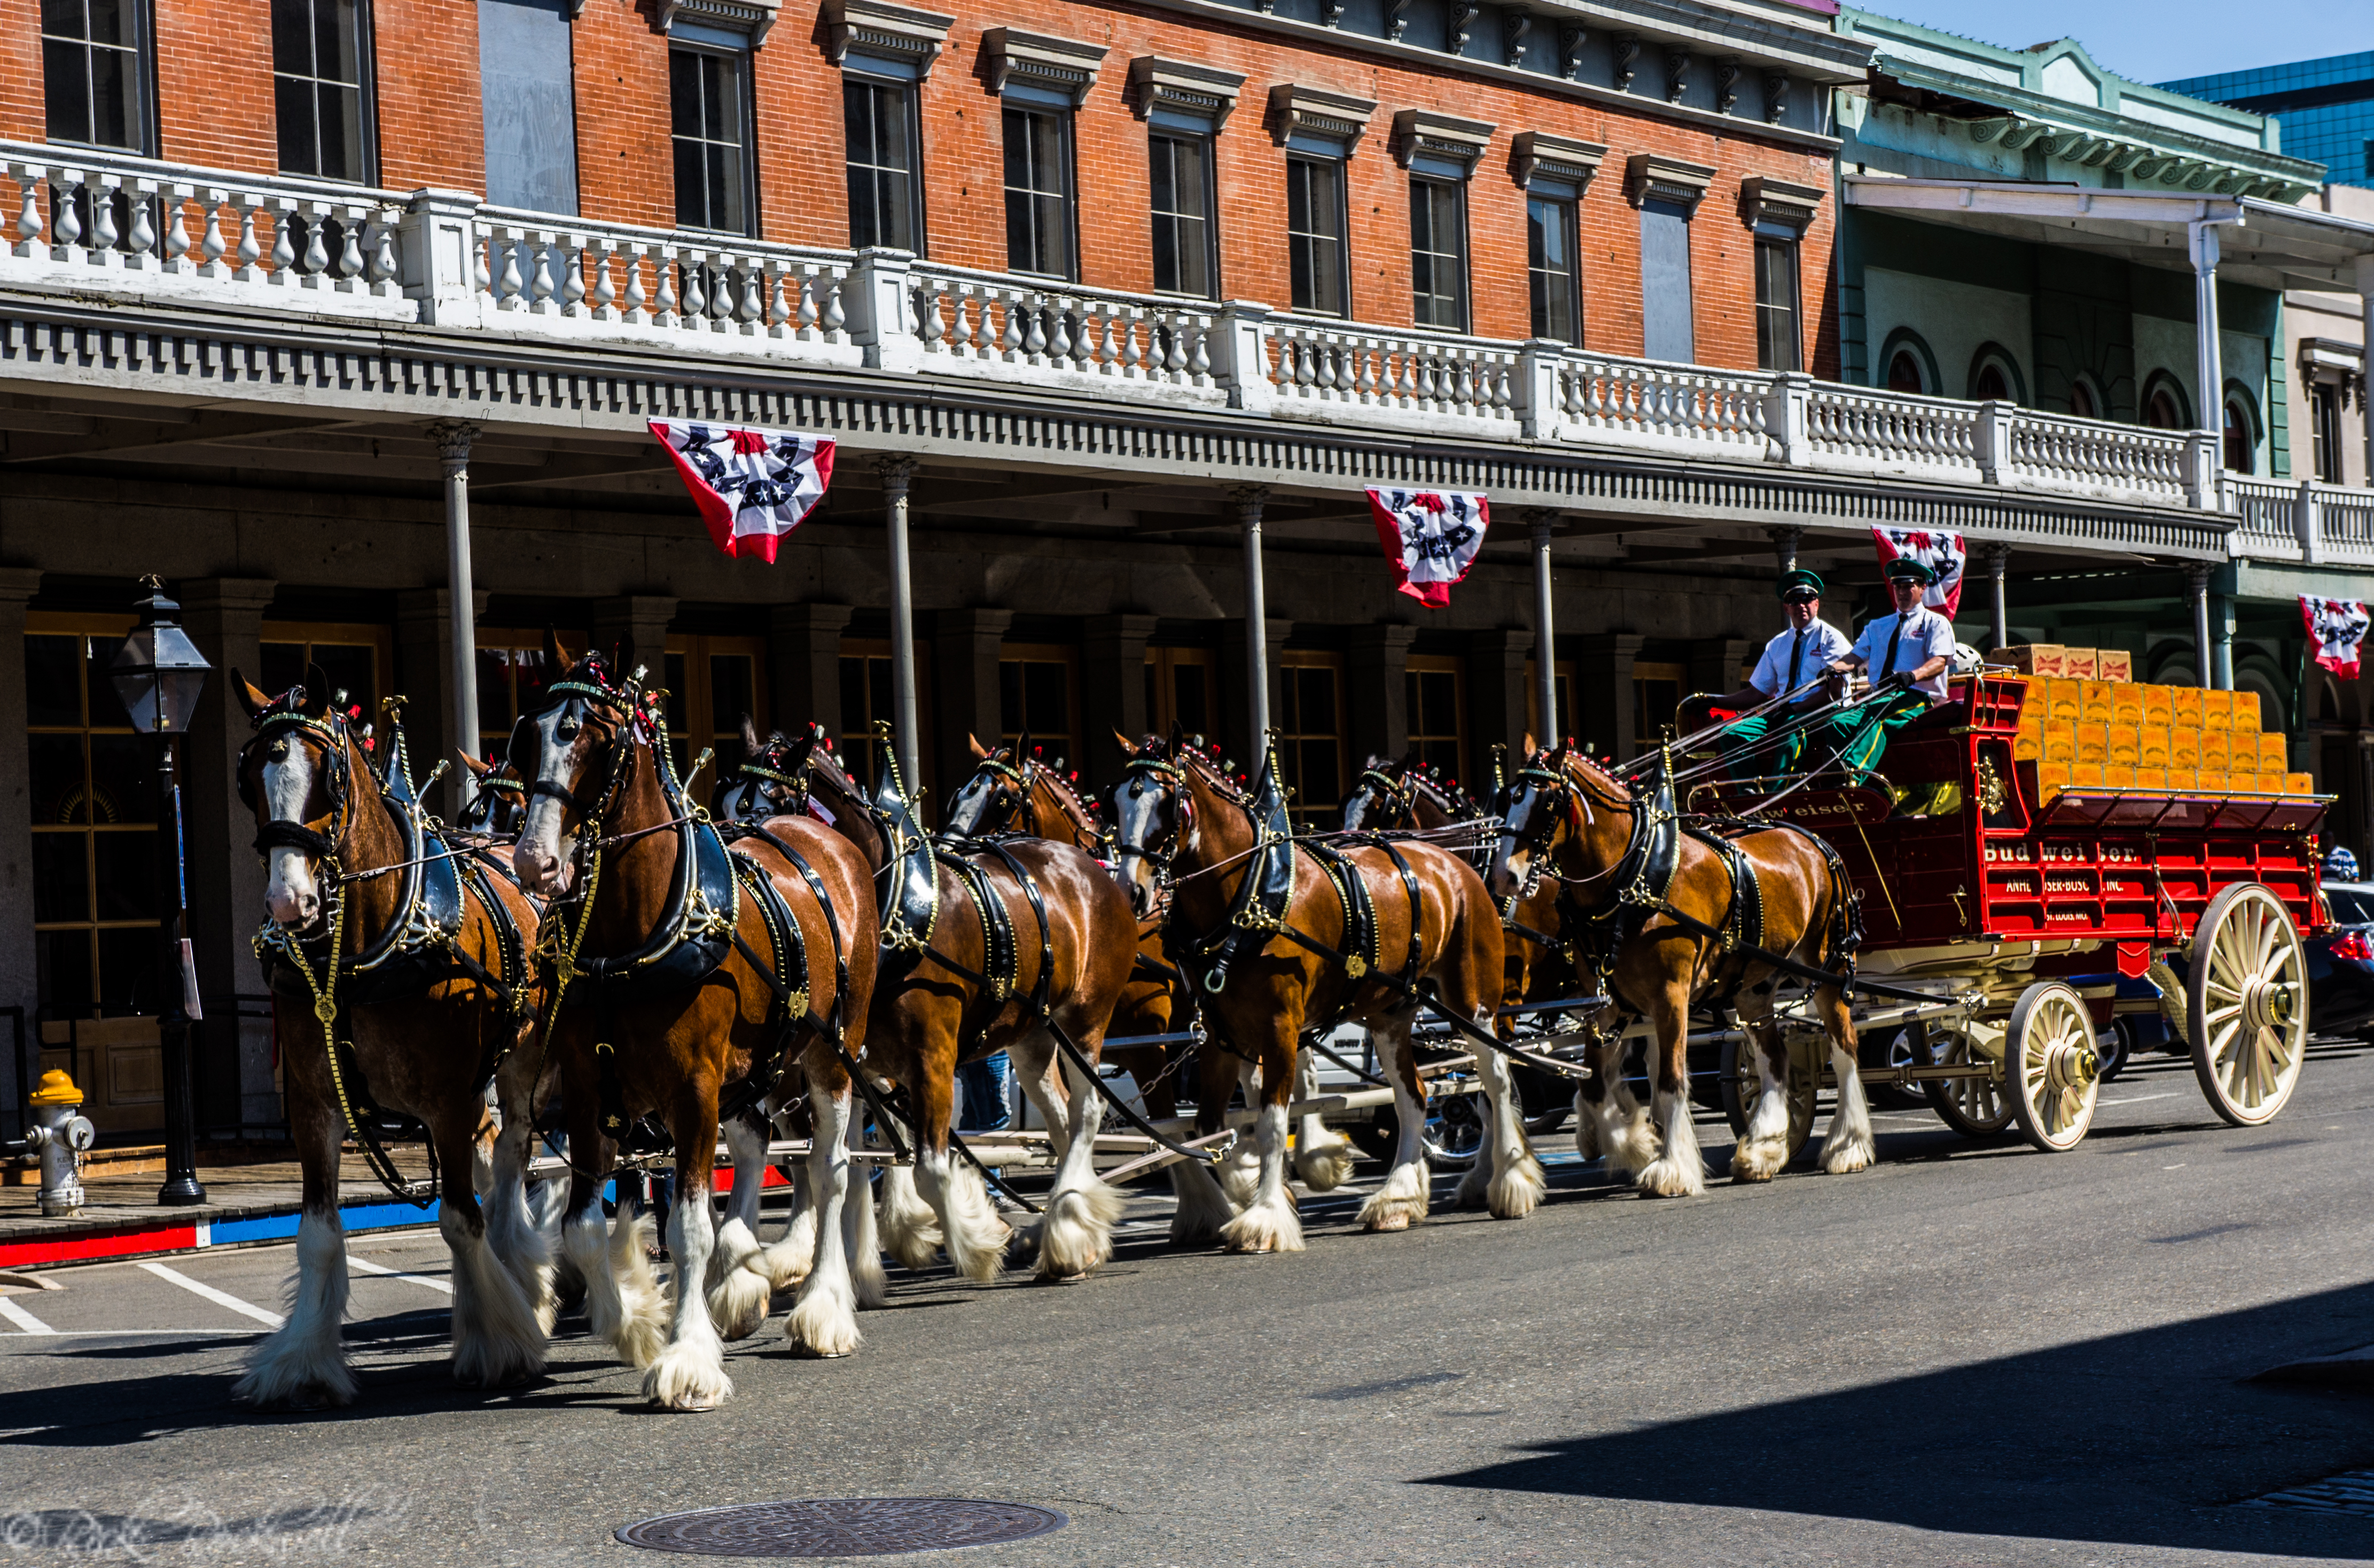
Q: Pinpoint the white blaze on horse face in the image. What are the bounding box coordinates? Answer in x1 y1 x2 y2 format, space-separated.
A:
1342 787 1370 832
1113 780 1166 916
261 744 320 926
511 705 581 897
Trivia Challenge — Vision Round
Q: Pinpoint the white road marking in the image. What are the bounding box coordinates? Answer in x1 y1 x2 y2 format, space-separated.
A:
2097 1092 2184 1107
2163 1164 2187 1170
138 1263 285 1327
0 1296 56 1335
0 1328 269 1339
348 1257 453 1294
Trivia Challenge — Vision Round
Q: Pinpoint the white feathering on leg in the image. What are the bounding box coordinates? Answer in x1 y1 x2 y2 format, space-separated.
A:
232 1209 355 1409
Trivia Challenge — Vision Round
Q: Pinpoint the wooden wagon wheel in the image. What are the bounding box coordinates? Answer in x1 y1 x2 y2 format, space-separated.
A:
1922 1024 2014 1137
2186 883 2308 1127
1717 1032 1818 1166
2006 981 2102 1153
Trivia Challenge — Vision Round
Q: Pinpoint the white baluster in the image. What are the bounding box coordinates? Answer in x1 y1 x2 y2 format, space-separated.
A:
709 263 733 324
269 208 297 275
529 241 555 307
680 261 704 322
563 239 588 310
497 239 525 308
336 214 364 279
471 228 491 293
738 265 763 325
1095 310 1118 370
300 211 328 276
235 202 261 276
948 290 974 354
1023 299 1048 357
1046 303 1072 363
590 244 616 315
127 191 157 260
368 221 397 284
13 180 40 249
999 294 1024 355
794 268 820 333
764 264 789 330
657 256 680 324
1188 320 1211 380
53 179 84 250
820 275 846 335
164 198 190 262
920 284 946 348
625 249 650 322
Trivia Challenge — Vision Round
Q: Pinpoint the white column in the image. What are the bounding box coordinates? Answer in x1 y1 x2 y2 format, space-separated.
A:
1233 485 1271 746
2190 220 2224 450
1528 511 1558 742
2357 254 2374 489
432 421 481 808
880 457 922 790
1980 543 2011 651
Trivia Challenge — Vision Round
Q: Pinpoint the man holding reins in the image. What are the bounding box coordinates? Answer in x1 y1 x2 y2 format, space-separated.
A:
1713 567 1853 782
1806 555 1957 783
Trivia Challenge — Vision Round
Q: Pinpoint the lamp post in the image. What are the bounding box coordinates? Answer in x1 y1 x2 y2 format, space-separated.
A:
110 576 212 1207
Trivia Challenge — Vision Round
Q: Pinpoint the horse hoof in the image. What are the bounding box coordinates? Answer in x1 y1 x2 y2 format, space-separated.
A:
1364 1214 1412 1233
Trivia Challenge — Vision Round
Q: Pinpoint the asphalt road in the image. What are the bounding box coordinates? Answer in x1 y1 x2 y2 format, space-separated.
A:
5 1041 2374 1567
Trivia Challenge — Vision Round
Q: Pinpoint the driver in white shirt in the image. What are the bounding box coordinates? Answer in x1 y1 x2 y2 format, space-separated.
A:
1807 556 1958 782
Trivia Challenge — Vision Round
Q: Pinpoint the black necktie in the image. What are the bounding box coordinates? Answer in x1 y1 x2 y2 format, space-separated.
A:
1881 613 1910 685
1786 629 1806 693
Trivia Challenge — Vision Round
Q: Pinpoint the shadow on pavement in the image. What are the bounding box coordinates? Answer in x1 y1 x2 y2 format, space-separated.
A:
1420 1280 2374 1557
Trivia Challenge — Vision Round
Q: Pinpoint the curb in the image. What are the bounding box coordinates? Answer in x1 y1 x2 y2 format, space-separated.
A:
0 1196 445 1270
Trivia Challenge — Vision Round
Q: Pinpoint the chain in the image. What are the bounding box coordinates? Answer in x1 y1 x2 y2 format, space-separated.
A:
542 817 606 992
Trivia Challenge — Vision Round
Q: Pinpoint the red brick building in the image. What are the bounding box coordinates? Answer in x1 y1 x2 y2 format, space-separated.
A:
0 0 2235 1136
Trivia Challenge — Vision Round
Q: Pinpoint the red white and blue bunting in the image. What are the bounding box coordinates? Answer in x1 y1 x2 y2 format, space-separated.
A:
1871 527 1967 620
649 419 837 562
2302 595 2371 681
1366 487 1490 609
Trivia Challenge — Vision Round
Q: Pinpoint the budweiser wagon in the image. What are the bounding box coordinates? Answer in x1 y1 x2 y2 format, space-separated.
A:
1691 667 2326 1156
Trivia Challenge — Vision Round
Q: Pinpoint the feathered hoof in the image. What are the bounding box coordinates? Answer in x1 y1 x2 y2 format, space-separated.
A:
1218 1161 1262 1211
1730 1134 1790 1183
1036 1183 1125 1281
451 1333 545 1391
1487 1154 1548 1220
1603 1116 1660 1178
641 1342 733 1412
1220 1194 1306 1253
786 1285 862 1358
707 1264 774 1342
232 1346 357 1411
1634 1155 1706 1198
1357 1159 1431 1233
1294 1140 1357 1193
1821 1133 1876 1175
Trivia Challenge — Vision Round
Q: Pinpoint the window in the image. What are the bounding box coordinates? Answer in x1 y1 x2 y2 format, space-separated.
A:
1404 656 1465 780
2142 375 2188 431
1409 177 1468 332
845 74 920 252
1633 661 1686 748
1145 646 1215 741
272 0 371 182
1638 198 1693 363
838 637 934 798
1277 654 1344 829
1149 131 1216 297
474 631 558 764
998 644 1080 763
1003 105 1075 279
2069 376 2101 420
1972 360 2009 401
2312 379 2346 485
1753 230 1800 373
43 0 149 151
480 0 576 214
26 618 159 1030
1287 154 1348 316
663 636 767 779
259 624 387 729
1886 350 1925 394
671 46 751 234
1526 194 1579 343
2222 391 2256 475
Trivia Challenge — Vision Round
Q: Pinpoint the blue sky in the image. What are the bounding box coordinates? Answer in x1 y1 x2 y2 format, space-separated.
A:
1859 1 2373 86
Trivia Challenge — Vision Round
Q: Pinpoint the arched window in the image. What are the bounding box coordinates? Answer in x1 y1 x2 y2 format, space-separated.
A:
2222 384 2260 474
2068 377 2100 420
1878 328 1935 396
2141 372 2190 432
1966 344 2025 405
1973 361 2009 400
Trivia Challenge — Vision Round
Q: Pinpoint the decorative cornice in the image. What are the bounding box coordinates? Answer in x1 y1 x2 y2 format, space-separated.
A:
981 28 1109 106
1510 130 1607 189
1626 151 1716 208
1266 83 1379 149
660 0 778 45
1127 56 1248 127
1739 174 1825 230
822 0 954 76
1391 109 1496 172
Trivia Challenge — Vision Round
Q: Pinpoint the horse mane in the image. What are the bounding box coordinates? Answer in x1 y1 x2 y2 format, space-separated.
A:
1137 734 1253 806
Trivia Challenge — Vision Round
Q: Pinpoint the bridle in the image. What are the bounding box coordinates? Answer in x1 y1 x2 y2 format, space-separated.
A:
1497 750 1629 910
238 696 358 927
947 749 1033 840
1112 750 1196 896
1347 766 1417 829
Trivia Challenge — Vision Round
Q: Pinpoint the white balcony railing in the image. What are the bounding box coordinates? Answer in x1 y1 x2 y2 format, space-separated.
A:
0 143 2309 526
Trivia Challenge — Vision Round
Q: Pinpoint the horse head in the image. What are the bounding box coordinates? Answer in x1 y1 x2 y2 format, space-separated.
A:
942 732 1033 841
235 662 358 930
455 751 527 837
1341 754 1417 833
715 716 821 825
1108 732 1199 919
509 633 636 899
1486 736 1633 906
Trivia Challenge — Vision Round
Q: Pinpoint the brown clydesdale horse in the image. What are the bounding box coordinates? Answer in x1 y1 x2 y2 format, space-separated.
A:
745 726 1144 1283
1483 743 1872 1194
938 733 1196 1119
231 673 549 1407
510 641 879 1408
1109 736 1532 1251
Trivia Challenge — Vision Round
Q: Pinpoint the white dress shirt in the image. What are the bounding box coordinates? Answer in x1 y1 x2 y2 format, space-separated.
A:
1850 607 1958 702
1747 620 1853 700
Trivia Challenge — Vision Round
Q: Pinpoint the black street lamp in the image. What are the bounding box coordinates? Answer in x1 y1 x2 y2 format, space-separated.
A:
110 576 211 1208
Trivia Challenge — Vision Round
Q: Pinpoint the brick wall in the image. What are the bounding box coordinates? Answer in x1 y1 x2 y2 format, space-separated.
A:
573 0 675 227
156 0 277 170
376 0 487 191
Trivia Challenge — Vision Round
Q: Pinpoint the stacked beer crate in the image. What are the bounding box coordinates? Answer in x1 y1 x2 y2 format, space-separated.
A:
2003 644 2314 802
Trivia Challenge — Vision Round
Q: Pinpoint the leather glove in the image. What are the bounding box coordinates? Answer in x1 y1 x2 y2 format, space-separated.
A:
1877 669 1914 693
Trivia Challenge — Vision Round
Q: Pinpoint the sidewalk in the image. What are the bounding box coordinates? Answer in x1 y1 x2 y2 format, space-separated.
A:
0 1149 441 1271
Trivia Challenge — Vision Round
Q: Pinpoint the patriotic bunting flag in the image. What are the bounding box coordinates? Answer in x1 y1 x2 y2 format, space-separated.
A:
1366 487 1490 609
2302 595 2371 681
1872 527 1967 620
649 419 837 562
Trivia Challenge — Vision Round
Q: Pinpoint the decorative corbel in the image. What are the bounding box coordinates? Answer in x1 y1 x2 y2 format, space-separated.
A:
1763 69 1788 124
1447 0 1481 54
1665 48 1689 104
1556 22 1586 80
1716 57 1740 115
1503 7 1530 68
1613 34 1639 92
1385 0 1411 41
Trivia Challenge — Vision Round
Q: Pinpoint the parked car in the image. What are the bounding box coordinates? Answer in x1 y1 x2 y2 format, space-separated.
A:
2307 880 2374 1039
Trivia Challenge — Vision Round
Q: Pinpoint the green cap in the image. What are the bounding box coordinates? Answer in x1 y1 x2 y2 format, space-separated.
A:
1776 568 1824 600
1884 556 1936 585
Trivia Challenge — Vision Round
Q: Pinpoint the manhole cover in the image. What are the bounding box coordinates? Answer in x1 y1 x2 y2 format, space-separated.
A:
615 1498 1069 1557
2240 1470 2374 1517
